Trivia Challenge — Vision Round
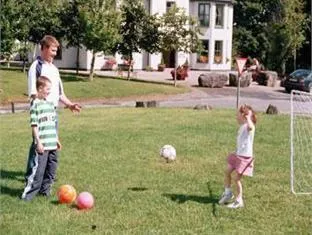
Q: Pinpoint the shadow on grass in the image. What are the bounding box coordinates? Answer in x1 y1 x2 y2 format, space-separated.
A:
0 185 23 198
51 200 79 210
1 169 24 182
127 187 148 192
163 182 218 217
162 193 218 204
60 74 88 82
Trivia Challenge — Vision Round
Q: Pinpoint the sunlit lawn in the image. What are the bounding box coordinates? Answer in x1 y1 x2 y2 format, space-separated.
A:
0 69 188 104
1 108 311 234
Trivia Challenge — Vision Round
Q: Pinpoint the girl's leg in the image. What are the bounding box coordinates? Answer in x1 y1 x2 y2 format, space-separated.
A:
224 164 234 188
226 173 244 208
219 165 235 205
233 173 243 202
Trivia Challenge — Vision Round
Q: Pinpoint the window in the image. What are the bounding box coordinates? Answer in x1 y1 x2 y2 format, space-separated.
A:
215 4 224 27
198 3 210 27
214 41 223 64
166 1 175 12
197 40 209 63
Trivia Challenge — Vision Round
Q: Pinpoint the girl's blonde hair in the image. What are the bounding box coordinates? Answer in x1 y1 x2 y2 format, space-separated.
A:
239 104 257 124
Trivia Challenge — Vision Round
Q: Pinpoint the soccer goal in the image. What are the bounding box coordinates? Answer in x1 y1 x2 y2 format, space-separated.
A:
290 90 312 195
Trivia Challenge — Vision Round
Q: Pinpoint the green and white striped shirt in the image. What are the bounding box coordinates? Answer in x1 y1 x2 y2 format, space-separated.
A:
30 98 57 150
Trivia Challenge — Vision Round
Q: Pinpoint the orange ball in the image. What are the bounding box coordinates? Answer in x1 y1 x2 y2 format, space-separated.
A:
57 185 77 204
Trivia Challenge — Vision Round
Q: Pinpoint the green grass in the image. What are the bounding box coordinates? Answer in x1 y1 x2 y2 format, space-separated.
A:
0 70 188 104
1 108 311 234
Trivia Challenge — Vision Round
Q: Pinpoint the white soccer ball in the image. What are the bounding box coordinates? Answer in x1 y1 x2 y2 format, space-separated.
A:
160 145 176 161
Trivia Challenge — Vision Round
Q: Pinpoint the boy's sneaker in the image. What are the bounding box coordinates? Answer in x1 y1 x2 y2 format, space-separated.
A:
227 200 244 209
218 192 234 205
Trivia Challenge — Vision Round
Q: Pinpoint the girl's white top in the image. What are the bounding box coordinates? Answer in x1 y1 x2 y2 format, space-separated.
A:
236 123 255 157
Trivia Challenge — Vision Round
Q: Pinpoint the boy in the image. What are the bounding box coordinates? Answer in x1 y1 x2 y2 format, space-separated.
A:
21 76 61 201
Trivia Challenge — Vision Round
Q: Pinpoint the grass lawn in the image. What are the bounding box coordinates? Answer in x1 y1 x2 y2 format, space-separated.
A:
1 108 311 234
0 69 189 104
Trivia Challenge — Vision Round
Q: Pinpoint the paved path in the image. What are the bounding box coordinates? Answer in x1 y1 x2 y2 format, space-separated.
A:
0 69 292 114
94 69 291 113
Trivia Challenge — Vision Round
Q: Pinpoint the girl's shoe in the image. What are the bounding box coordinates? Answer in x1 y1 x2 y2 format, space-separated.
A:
218 192 234 205
227 200 244 209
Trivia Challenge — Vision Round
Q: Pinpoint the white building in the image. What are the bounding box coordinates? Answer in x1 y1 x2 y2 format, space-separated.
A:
39 0 233 71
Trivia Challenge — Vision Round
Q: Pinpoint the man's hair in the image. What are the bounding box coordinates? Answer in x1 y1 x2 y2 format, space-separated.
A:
239 104 257 124
36 76 51 90
40 35 59 49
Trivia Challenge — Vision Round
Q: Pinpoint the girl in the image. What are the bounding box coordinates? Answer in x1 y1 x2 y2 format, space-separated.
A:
218 104 257 208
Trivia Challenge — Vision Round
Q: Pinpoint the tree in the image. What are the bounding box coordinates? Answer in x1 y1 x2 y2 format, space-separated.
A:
283 0 309 71
0 0 18 67
233 0 272 61
117 0 161 80
160 5 201 86
233 0 309 73
59 0 86 74
79 0 121 81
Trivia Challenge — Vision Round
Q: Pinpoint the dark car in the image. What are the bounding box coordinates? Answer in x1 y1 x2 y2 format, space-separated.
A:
282 69 312 93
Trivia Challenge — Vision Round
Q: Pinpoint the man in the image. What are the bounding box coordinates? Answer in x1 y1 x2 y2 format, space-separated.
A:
28 35 81 112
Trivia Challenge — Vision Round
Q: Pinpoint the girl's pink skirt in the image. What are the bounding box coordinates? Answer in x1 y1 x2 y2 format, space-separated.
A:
227 153 254 177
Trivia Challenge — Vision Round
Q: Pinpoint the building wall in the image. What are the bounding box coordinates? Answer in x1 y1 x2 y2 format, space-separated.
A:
34 0 233 71
189 1 233 70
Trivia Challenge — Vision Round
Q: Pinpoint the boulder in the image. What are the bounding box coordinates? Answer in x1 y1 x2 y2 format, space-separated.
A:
266 104 279 114
229 72 252 87
136 101 159 108
255 71 278 87
198 73 228 88
193 104 212 110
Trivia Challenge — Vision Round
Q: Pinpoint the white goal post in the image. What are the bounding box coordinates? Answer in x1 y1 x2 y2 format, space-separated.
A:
290 90 312 195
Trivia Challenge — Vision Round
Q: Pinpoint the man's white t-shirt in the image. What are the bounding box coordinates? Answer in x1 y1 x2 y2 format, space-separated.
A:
236 123 255 157
28 59 64 107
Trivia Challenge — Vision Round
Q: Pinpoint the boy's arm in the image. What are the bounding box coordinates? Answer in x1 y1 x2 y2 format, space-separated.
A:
32 125 44 153
59 94 81 113
58 79 81 113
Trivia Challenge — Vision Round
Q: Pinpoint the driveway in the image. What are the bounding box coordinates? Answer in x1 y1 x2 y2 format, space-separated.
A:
95 69 291 113
153 84 291 113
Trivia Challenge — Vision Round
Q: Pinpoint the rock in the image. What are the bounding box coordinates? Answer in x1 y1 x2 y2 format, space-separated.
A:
229 72 252 87
136 101 159 108
136 101 145 107
266 104 279 114
146 100 158 108
193 104 212 110
255 71 278 87
198 73 228 88
265 71 278 87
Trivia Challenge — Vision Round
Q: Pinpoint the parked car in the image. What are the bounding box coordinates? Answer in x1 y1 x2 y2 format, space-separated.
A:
282 69 312 93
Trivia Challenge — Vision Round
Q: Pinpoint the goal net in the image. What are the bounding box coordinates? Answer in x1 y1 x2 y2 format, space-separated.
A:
290 90 312 195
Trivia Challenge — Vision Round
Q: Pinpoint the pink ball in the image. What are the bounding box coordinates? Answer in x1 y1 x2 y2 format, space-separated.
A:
76 192 94 210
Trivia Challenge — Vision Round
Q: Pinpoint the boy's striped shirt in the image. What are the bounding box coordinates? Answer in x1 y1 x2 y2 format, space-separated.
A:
30 98 57 150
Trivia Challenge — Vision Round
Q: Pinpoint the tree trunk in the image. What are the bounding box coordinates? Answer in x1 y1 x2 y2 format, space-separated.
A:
127 54 132 81
89 51 96 81
22 40 27 73
174 52 177 87
76 46 80 75
293 50 296 71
